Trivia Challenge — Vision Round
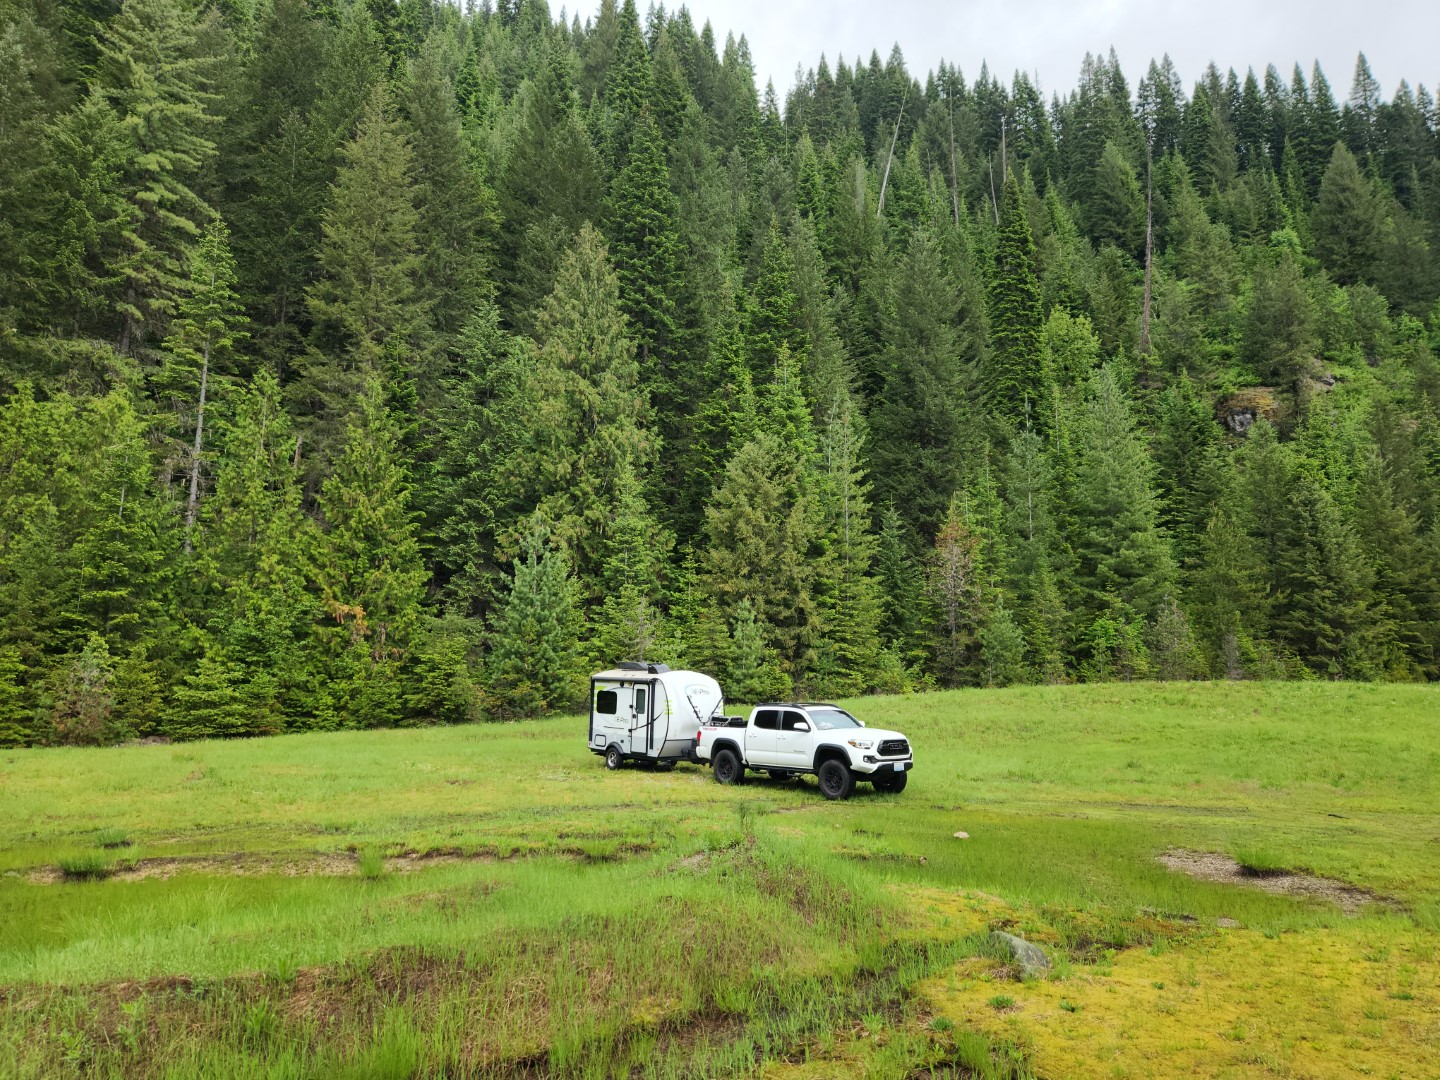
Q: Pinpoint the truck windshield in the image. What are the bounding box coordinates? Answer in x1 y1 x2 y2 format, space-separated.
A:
806 708 860 730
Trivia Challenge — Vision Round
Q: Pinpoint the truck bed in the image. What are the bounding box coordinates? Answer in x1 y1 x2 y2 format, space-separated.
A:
701 715 747 728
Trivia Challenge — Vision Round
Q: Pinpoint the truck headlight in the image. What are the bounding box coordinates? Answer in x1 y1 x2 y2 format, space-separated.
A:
847 739 873 750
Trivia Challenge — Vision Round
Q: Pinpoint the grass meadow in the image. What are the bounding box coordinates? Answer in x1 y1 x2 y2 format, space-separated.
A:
1 681 1437 1077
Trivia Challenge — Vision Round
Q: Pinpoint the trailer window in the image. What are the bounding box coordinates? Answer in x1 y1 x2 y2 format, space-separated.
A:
595 690 618 715
635 687 647 715
754 709 780 730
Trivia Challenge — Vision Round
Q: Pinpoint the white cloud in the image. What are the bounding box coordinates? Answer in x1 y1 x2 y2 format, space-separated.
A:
675 0 1438 104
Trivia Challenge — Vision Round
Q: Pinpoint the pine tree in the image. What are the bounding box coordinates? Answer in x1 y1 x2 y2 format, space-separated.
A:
159 218 246 550
605 111 682 395
314 377 427 727
510 224 655 594
485 518 583 719
725 599 790 702
1070 365 1177 620
812 398 888 694
870 229 971 536
986 171 1047 432
94 0 222 352
926 494 986 686
300 86 427 455
1191 497 1267 677
1087 141 1145 254
400 37 497 337
703 431 821 678
0 647 31 748
1241 249 1319 387
1312 142 1387 285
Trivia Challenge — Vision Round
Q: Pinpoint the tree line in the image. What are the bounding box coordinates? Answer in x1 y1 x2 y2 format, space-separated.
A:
2 0 1439 745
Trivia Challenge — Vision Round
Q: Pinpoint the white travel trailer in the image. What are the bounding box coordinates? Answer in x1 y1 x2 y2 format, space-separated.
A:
587 663 726 770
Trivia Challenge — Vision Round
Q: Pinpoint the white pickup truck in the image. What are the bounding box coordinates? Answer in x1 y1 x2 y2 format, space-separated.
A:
692 702 914 800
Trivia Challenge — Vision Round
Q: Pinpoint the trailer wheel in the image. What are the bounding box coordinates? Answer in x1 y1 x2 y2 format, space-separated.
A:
817 759 855 801
712 748 744 786
872 771 908 794
604 745 624 771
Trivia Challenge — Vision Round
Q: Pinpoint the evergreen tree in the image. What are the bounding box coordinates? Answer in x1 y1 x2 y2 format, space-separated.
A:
1312 142 1387 285
299 86 426 458
870 229 971 535
605 111 682 395
986 171 1047 432
94 0 222 352
314 377 427 727
509 224 655 594
926 494 986 686
1070 365 1177 620
159 218 246 548
485 517 583 719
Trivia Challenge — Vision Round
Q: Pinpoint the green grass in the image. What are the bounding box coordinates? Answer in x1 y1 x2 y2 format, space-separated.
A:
0 681 1436 1077
55 851 114 881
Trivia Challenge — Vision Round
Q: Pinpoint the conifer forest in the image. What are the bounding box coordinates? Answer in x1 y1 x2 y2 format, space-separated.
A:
3 0 1440 746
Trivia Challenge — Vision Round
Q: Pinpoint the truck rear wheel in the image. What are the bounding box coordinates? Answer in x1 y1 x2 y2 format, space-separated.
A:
872 770 908 794
818 759 854 801
605 745 624 770
713 748 744 785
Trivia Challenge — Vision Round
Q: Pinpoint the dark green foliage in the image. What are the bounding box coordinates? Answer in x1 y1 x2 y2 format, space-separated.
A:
2 11 1440 746
485 519 583 719
986 172 1047 432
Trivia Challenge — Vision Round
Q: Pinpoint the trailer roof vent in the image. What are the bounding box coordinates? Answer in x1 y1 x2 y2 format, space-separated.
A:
616 661 648 671
647 663 671 674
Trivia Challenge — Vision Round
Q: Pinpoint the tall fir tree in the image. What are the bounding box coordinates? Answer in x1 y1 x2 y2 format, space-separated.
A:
986 171 1048 432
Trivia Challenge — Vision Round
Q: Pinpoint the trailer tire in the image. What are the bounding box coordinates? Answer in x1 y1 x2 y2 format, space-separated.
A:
713 747 744 786
872 771 908 794
604 745 624 771
818 759 855 801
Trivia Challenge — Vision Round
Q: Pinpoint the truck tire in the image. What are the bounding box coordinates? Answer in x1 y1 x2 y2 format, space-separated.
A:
818 759 855 801
713 747 745 786
605 745 624 771
872 770 908 794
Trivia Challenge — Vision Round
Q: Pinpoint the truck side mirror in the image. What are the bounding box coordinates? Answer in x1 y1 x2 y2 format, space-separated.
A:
794 722 810 732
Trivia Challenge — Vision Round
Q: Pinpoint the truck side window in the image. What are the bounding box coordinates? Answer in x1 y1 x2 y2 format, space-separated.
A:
595 690 618 715
634 688 647 714
782 711 808 731
754 709 780 730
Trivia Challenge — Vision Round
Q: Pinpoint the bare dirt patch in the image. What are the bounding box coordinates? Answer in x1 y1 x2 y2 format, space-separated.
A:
1157 849 1379 914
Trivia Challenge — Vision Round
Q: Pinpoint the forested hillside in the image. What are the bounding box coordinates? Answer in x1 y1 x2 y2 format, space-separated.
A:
2 0 1439 745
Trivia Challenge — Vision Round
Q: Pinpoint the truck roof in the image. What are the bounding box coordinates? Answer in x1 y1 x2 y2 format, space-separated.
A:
753 702 842 710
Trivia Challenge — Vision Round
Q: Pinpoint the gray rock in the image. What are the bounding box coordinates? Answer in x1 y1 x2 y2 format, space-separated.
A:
1226 410 1255 435
987 931 1051 979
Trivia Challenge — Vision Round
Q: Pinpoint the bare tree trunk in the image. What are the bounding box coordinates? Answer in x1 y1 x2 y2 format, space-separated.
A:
876 86 908 218
988 157 1000 226
1000 116 1007 185
183 340 210 554
1140 148 1155 358
948 95 960 227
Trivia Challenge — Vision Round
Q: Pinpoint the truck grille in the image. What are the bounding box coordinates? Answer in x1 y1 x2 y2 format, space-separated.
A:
879 739 909 757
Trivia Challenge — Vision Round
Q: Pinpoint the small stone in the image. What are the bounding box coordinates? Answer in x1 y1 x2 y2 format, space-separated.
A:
953 831 969 839
988 931 1052 979
1217 917 1240 928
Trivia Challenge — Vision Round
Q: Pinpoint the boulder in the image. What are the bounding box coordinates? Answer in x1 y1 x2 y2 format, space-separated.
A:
987 931 1051 979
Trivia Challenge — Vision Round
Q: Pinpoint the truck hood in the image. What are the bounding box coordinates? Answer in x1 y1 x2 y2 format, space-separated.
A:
819 728 908 745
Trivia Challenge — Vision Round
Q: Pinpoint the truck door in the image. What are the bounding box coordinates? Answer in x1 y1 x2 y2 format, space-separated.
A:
747 709 781 766
774 709 811 767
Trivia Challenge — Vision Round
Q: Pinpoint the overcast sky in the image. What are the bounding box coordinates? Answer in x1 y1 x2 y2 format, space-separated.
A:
668 0 1439 105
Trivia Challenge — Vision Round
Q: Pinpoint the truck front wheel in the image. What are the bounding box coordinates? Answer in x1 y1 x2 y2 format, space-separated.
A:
818 759 855 801
713 748 744 785
605 745 624 770
872 770 908 794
